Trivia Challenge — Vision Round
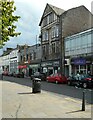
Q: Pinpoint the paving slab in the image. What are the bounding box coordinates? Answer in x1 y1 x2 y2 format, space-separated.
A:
0 80 92 119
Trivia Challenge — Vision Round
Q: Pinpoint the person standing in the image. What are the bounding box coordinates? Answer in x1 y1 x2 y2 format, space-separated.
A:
76 71 80 80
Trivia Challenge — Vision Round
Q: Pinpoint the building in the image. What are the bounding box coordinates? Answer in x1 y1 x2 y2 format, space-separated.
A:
39 3 65 75
18 44 42 76
0 48 13 73
9 48 19 73
39 4 93 75
60 5 93 75
0 56 3 74
65 28 93 76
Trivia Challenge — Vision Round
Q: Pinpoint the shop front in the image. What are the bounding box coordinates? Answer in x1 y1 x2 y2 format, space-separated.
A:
28 64 40 76
18 65 27 75
41 60 60 75
71 57 92 74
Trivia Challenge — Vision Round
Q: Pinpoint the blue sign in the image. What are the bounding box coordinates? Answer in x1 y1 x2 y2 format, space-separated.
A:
74 58 86 65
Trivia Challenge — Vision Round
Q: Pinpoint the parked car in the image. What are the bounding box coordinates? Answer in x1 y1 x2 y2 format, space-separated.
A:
8 72 13 76
46 73 67 84
2 71 9 76
31 72 46 81
67 74 93 88
13 72 24 78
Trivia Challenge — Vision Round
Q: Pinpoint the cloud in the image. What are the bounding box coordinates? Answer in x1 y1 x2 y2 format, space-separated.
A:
1 0 41 52
0 0 92 56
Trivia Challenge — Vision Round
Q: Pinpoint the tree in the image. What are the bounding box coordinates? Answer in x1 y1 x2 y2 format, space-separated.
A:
0 0 21 48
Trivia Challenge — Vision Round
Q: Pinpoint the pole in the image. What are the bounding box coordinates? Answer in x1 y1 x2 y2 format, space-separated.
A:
36 35 37 49
82 90 85 111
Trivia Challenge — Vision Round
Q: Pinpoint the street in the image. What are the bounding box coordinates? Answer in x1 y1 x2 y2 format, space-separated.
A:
1 76 93 118
2 76 93 104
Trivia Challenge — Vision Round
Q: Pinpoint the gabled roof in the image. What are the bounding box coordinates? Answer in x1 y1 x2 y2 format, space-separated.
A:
49 4 65 15
39 3 65 26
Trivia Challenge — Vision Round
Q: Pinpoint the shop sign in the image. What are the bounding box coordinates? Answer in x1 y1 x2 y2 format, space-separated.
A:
74 58 86 65
41 62 53 67
53 61 59 66
29 64 39 68
48 67 53 69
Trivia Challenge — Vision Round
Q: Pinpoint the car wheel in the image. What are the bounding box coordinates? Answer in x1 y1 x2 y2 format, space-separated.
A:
83 83 87 88
68 81 71 86
55 80 58 84
46 79 49 82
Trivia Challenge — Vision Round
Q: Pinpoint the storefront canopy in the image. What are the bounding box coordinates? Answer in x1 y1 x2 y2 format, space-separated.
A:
18 65 27 69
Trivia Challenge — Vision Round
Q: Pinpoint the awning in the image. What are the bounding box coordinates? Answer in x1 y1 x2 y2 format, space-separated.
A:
18 65 27 69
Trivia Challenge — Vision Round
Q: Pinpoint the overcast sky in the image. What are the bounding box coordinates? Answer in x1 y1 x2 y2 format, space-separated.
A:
0 0 93 55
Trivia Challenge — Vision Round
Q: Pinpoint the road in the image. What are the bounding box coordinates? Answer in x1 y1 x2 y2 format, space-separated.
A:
2 76 93 104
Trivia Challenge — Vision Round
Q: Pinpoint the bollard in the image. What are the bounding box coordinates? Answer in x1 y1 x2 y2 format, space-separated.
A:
1 74 3 80
82 90 85 111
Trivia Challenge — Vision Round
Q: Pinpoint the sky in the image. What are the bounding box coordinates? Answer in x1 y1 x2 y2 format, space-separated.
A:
0 0 93 55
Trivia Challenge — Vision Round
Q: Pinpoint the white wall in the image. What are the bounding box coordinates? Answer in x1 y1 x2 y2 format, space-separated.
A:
0 56 3 74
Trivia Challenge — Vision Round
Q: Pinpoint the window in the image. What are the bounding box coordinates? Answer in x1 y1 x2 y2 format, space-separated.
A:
52 43 56 53
47 15 49 24
43 17 47 26
42 31 48 41
55 26 59 37
34 52 36 60
87 34 91 45
65 40 70 50
42 46 46 55
51 26 59 38
82 35 87 47
49 13 52 23
53 13 57 21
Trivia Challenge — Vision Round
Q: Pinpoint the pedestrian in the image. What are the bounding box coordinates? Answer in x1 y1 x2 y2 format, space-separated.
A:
76 71 80 80
75 71 80 88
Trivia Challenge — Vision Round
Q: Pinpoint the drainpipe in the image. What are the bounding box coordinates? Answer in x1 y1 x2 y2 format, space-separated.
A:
59 14 65 76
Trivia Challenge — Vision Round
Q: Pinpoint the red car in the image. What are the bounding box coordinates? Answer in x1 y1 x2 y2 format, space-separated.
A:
2 71 9 76
46 73 67 84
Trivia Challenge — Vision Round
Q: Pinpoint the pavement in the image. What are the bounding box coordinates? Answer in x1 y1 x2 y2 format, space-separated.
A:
0 78 93 119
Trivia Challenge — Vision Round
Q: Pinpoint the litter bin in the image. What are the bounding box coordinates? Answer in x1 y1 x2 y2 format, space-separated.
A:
32 77 41 93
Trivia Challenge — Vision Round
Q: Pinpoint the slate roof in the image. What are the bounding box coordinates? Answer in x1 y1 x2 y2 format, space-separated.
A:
39 3 65 26
48 4 65 15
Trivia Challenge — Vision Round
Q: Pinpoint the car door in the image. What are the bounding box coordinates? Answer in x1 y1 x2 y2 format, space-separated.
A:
49 74 55 82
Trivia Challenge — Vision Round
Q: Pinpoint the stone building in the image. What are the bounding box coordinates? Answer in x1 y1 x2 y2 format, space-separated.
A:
39 3 65 75
39 4 93 75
